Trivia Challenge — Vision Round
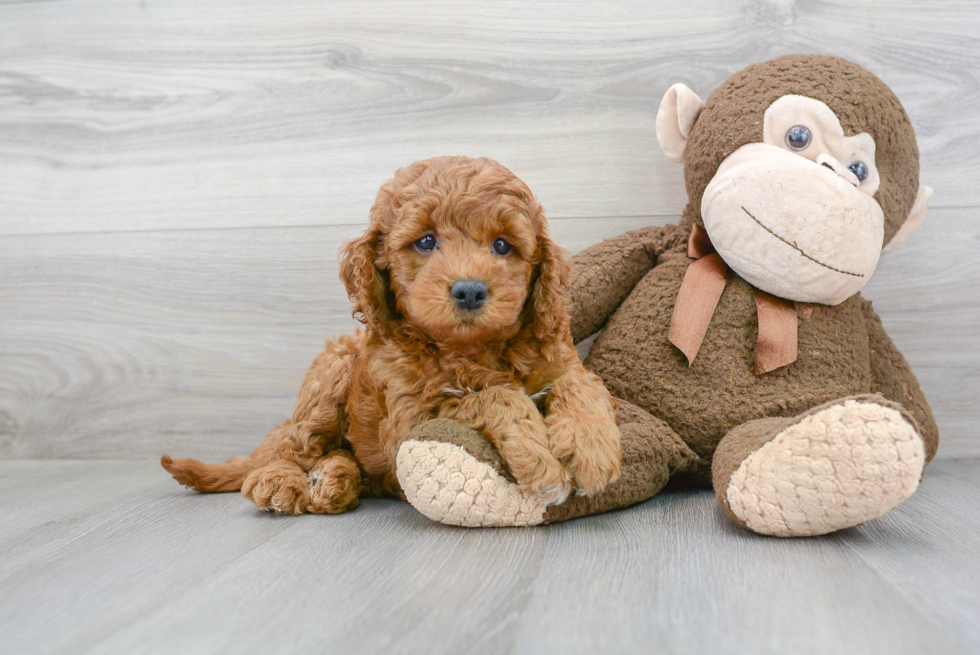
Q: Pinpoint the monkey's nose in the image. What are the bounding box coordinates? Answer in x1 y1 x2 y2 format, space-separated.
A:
816 153 861 187
451 280 488 311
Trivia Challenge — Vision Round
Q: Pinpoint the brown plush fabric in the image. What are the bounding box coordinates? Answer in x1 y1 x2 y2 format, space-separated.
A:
710 416 792 530
586 239 871 466
683 54 920 245
565 224 689 342
861 299 940 462
543 401 698 523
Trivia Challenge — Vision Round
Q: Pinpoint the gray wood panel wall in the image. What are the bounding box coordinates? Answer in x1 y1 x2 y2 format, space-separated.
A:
1 0 978 460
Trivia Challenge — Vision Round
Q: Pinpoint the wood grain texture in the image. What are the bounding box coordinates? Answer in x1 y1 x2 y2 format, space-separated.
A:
1 0 978 460
1 209 975 460
0 0 978 236
0 217 657 460
0 458 977 655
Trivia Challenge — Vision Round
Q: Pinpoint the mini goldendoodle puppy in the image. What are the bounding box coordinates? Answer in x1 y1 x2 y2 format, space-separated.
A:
162 156 620 515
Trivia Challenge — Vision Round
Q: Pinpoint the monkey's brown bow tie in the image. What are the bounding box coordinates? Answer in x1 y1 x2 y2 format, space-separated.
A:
668 224 798 375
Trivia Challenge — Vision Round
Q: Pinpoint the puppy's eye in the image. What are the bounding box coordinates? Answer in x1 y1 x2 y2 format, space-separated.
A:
785 125 812 151
492 238 512 256
414 235 437 252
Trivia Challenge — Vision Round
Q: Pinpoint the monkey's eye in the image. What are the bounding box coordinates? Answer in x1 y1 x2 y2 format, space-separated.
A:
414 234 437 252
848 161 869 182
785 125 812 150
492 238 513 256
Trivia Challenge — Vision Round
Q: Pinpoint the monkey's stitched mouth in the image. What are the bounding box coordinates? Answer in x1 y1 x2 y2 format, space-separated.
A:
741 206 864 278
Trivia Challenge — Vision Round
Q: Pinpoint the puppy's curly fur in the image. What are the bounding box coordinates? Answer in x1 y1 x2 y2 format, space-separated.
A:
162 156 621 514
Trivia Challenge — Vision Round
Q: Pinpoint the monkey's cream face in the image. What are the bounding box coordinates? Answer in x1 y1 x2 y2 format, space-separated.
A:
700 95 885 305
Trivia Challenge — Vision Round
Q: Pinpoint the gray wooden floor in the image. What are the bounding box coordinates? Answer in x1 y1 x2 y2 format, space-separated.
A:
1 458 978 655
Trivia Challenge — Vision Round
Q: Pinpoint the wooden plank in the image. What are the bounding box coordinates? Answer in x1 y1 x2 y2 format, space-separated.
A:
512 465 974 655
2 209 975 460
836 458 980 650
0 460 183 580
88 500 547 655
1 0 978 236
0 459 546 655
0 216 658 460
0 480 312 655
0 459 977 654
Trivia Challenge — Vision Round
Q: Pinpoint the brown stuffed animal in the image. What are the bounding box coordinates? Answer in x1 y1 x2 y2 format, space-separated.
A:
397 55 938 536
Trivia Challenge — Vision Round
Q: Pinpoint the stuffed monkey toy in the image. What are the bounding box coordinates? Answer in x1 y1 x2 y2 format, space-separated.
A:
396 55 938 536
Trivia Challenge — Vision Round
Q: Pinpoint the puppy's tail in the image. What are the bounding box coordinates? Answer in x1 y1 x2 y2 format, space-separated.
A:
162 419 293 492
161 454 260 493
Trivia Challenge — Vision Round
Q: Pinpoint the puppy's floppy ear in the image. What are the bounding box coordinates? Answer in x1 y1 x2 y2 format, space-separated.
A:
339 159 435 331
529 207 572 340
339 220 392 332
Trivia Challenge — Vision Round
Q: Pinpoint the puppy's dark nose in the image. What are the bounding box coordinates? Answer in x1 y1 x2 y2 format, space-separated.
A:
451 280 488 311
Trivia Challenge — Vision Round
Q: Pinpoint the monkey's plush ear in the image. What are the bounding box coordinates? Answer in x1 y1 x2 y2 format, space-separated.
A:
656 83 705 163
883 185 933 253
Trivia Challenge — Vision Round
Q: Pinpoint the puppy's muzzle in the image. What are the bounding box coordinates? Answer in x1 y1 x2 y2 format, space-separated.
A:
451 280 488 311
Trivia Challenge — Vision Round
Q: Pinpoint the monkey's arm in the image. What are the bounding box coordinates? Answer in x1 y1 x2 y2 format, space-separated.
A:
566 223 688 342
861 298 939 462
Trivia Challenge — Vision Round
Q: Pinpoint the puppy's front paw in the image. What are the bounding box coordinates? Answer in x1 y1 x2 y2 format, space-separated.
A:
306 450 361 515
566 446 621 496
549 416 621 496
522 460 574 507
241 463 310 515
496 431 572 506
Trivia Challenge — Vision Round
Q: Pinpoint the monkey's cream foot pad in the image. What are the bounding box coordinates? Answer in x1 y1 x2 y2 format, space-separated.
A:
726 399 927 537
397 438 547 527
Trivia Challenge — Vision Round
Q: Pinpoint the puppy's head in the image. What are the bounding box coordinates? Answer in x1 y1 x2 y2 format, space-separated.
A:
339 156 570 348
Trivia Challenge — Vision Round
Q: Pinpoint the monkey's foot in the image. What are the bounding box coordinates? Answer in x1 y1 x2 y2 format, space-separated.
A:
396 419 547 527
719 396 926 537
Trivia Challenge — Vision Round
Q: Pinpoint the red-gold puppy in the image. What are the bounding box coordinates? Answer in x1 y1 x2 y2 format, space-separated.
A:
162 156 620 514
